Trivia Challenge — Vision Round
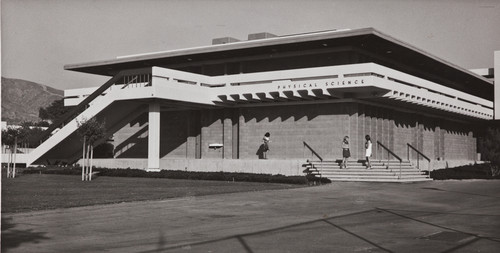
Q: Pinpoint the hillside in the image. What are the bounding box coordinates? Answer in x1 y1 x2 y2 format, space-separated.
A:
1 77 64 124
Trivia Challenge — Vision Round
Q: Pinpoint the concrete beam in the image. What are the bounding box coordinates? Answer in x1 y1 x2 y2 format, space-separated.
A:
255 92 274 101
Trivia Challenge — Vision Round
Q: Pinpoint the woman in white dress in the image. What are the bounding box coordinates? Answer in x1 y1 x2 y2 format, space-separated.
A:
365 135 372 169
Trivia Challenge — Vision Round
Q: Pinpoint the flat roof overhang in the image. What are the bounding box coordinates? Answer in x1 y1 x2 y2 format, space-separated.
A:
64 28 493 100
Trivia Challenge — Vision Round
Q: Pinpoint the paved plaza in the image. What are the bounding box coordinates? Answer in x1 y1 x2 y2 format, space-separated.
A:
2 180 500 252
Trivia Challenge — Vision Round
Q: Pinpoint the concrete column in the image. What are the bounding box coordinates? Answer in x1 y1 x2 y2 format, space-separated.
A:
388 110 394 152
148 102 160 171
358 103 365 159
223 109 233 159
495 51 500 120
434 124 440 160
348 104 358 156
232 109 240 159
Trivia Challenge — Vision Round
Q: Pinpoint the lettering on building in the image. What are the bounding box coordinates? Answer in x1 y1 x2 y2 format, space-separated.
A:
276 78 365 91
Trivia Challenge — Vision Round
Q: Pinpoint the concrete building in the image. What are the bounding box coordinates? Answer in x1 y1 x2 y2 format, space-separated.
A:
26 28 497 180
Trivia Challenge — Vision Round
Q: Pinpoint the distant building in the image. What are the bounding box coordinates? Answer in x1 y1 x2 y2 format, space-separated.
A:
26 28 498 178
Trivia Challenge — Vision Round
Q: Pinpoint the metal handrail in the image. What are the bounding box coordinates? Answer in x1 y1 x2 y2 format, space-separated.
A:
303 141 323 182
303 141 323 162
407 143 431 178
376 141 403 179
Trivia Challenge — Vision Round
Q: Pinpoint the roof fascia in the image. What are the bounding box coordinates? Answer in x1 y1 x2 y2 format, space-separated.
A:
64 27 492 86
370 30 493 85
64 28 374 71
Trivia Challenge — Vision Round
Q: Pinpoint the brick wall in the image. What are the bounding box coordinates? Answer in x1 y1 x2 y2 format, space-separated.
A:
238 103 352 160
200 109 224 159
421 117 437 160
392 110 416 159
111 101 477 162
442 121 476 160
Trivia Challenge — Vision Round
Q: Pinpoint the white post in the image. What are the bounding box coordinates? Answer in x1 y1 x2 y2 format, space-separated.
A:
13 137 17 178
82 136 86 181
90 146 93 181
7 148 11 178
86 143 90 181
148 102 161 171
495 51 500 120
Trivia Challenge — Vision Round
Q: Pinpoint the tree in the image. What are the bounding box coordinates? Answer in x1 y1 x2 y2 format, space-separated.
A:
478 127 500 177
2 128 20 178
18 121 46 148
39 99 71 123
77 117 106 181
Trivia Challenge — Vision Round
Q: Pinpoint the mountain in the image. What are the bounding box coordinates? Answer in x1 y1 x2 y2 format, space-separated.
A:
1 77 64 124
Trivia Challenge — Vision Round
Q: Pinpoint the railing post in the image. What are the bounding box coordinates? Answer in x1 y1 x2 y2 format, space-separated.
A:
399 161 402 179
407 145 410 161
302 141 324 183
417 154 420 171
320 160 323 184
428 161 431 179
303 144 305 160
387 150 390 165
407 143 431 178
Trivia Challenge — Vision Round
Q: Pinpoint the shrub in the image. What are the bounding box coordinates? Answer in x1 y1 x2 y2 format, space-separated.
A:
478 127 500 167
430 163 500 180
22 166 312 185
305 174 332 185
23 166 81 175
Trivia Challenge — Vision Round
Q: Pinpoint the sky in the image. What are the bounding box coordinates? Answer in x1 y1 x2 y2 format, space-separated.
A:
2 0 500 91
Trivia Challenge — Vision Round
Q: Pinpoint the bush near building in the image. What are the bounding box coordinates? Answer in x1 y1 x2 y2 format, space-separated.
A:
478 127 500 167
22 166 329 185
430 163 500 180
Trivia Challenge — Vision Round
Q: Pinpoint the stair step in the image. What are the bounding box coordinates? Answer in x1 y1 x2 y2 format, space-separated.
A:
305 162 413 166
306 166 418 172
308 165 414 169
314 167 424 171
324 174 430 179
308 160 412 164
324 174 424 178
305 159 431 182
308 171 424 175
329 177 432 182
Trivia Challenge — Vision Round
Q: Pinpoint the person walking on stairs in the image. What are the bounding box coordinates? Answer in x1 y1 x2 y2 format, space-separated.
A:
341 136 350 169
365 135 372 169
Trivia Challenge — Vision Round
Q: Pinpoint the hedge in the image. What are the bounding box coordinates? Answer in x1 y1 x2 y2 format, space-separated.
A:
22 166 331 185
430 163 500 180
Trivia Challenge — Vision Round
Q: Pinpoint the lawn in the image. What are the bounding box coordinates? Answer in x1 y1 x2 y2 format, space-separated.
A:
2 173 304 213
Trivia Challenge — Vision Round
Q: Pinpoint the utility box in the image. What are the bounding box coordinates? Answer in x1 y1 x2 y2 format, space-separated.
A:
212 37 240 45
248 32 277 40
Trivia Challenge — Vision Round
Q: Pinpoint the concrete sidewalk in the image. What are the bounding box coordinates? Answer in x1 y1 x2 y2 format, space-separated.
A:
2 180 500 252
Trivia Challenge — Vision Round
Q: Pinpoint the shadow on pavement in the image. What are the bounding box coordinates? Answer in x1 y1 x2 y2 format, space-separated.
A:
1 217 50 253
421 187 500 199
379 208 500 241
138 207 500 253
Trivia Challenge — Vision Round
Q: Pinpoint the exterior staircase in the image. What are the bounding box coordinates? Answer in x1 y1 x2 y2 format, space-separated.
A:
303 160 432 182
